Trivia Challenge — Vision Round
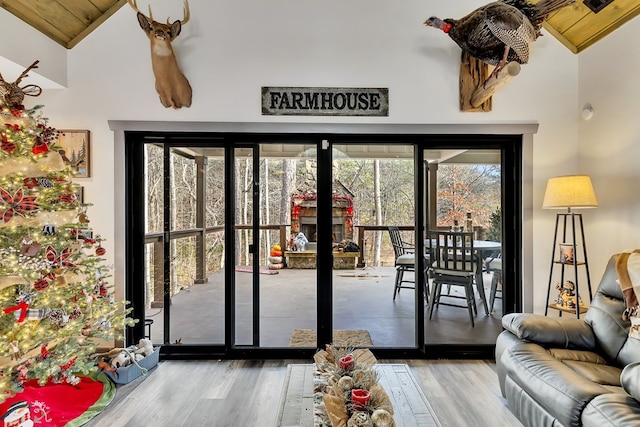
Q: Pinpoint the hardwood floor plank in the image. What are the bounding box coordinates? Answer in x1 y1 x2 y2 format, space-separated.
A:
201 359 243 399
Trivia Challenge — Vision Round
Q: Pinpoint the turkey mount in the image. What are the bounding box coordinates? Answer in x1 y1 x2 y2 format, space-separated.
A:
425 0 577 112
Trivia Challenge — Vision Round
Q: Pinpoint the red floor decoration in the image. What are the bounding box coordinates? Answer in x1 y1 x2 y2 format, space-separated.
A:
0 373 115 427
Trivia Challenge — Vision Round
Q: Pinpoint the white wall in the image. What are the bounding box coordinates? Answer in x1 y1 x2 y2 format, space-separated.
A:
578 17 640 282
0 8 67 87
1 0 589 313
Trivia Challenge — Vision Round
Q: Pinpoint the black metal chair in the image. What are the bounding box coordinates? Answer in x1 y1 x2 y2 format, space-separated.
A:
486 254 502 313
427 230 481 327
388 226 415 300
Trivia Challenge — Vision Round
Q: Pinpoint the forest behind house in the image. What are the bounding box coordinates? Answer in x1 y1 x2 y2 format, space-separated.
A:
143 145 502 297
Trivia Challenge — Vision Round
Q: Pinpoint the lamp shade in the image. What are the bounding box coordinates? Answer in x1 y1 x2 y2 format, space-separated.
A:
542 175 598 209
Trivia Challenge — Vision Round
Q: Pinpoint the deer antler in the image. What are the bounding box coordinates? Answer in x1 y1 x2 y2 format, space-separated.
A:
0 60 42 108
127 0 151 20
128 0 189 25
164 0 189 26
127 0 142 14
0 60 39 86
15 60 40 85
180 0 190 25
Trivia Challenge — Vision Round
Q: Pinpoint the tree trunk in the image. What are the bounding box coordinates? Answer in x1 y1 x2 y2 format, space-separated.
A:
264 159 270 260
281 159 296 244
243 159 250 265
234 159 242 266
170 154 179 292
373 159 382 267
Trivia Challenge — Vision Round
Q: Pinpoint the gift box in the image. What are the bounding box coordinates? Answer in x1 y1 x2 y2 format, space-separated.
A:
105 347 160 384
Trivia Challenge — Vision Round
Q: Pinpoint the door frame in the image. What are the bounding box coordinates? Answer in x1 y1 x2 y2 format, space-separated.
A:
116 122 536 360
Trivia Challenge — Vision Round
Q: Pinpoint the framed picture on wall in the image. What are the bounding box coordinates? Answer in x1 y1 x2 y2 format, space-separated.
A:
76 229 93 241
57 130 90 178
74 186 84 204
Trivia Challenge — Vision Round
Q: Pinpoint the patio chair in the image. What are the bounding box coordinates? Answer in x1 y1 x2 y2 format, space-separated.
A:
486 254 502 313
388 226 415 300
427 230 480 327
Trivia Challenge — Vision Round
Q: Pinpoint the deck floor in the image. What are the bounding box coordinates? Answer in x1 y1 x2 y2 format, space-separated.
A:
145 266 504 348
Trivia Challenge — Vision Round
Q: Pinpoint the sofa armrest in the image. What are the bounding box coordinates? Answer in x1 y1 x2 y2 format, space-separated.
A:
502 313 596 349
622 362 640 401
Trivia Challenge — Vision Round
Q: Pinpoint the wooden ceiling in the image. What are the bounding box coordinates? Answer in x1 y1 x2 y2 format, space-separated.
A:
0 0 639 51
542 0 640 53
0 0 125 49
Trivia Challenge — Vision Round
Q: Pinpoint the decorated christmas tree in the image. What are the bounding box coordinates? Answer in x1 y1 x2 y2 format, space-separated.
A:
0 61 134 402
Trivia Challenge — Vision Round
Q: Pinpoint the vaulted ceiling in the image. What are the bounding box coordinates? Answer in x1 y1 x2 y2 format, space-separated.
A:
1 0 639 51
0 0 125 49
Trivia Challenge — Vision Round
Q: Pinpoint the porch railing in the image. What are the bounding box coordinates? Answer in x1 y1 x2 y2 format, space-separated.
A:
144 224 288 308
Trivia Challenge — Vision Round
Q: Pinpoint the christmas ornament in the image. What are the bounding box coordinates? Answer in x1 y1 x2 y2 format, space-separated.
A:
0 187 39 223
48 309 69 326
42 224 57 235
97 282 108 297
33 278 49 291
69 307 82 319
20 237 42 256
3 291 33 323
31 138 49 155
1 136 15 153
45 245 76 269
95 245 106 256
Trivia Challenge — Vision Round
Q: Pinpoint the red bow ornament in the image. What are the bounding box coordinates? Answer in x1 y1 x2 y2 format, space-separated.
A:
3 291 33 323
0 187 39 223
1 134 16 153
31 137 49 155
45 245 76 269
58 193 76 204
3 301 30 322
22 178 39 188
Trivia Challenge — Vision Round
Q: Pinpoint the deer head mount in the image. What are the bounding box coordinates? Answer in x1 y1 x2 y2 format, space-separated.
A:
0 60 43 108
128 0 192 109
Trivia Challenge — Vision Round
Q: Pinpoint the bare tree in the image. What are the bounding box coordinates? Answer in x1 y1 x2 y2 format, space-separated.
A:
234 159 243 266
281 159 296 241
243 159 250 265
263 159 271 256
373 159 382 267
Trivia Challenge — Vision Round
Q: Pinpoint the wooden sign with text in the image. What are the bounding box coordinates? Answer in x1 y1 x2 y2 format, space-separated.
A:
262 87 389 116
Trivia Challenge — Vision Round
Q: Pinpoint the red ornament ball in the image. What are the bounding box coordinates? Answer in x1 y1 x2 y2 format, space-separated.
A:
98 284 108 297
33 279 49 291
95 246 106 256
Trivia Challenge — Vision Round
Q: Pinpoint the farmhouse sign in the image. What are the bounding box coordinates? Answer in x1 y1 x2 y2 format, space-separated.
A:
262 87 389 116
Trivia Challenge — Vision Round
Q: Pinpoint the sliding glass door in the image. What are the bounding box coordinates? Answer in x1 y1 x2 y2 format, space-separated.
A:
141 142 226 346
128 133 521 357
234 143 319 348
423 144 518 347
332 143 418 348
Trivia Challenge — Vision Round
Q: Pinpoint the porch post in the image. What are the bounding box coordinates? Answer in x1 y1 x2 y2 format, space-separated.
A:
194 156 209 284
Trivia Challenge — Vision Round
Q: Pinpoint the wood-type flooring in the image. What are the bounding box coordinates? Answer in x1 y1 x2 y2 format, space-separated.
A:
85 358 523 426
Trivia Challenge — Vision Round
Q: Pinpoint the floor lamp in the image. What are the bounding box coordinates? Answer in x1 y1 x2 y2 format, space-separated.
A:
542 175 598 318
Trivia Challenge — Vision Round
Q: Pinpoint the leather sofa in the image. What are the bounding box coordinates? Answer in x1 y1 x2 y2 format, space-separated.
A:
496 253 640 426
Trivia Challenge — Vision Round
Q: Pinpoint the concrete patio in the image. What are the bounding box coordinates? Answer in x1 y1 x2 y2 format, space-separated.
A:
144 266 504 348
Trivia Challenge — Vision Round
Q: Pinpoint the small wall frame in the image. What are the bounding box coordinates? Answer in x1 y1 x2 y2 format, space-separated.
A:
74 185 84 204
57 130 90 177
